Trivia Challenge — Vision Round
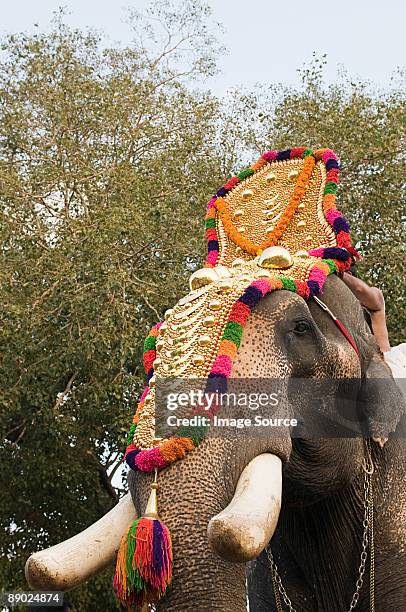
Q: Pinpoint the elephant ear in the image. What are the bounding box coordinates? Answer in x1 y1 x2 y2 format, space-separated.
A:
356 325 406 443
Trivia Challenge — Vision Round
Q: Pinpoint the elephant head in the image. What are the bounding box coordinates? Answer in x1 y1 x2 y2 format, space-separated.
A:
25 274 406 610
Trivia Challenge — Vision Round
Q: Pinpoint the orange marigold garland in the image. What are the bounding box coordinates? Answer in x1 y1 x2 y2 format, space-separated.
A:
205 147 357 267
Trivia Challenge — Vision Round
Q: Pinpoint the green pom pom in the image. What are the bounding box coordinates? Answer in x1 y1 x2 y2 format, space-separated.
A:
205 218 216 229
324 182 338 194
281 277 297 292
237 168 254 180
303 149 314 158
126 423 136 444
143 336 156 352
323 259 338 274
223 321 243 347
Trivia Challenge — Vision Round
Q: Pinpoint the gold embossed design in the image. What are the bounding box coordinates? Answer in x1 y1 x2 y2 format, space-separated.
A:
157 257 320 380
133 255 325 449
216 159 336 266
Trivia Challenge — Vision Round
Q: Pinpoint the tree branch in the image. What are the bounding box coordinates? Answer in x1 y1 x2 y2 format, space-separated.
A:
98 467 118 503
52 372 77 412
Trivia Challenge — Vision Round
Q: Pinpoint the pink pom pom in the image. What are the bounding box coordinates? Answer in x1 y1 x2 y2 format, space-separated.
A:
322 150 337 163
211 355 233 377
206 197 217 209
136 447 167 472
251 279 271 295
308 248 324 258
206 251 218 266
262 150 277 161
326 209 342 224
309 267 327 285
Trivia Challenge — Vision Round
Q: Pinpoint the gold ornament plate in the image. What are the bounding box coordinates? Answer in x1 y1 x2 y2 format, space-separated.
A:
216 159 336 266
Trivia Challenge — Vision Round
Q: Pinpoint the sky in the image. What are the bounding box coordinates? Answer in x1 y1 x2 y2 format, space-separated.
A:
0 0 404 94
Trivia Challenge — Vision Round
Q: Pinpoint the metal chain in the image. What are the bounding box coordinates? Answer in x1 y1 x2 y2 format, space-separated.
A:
267 550 296 612
367 440 376 612
267 441 375 612
347 442 373 612
270 561 284 612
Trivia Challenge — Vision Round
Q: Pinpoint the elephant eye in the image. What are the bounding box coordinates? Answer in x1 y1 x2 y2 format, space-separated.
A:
293 320 310 335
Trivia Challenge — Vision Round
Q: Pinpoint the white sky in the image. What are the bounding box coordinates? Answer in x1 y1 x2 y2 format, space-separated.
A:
1 0 404 94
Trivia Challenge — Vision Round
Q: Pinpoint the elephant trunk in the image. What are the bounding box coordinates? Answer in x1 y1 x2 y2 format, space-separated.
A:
24 444 284 611
146 448 284 611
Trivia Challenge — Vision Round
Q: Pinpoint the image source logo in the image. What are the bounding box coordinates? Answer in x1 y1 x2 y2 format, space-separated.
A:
164 387 296 432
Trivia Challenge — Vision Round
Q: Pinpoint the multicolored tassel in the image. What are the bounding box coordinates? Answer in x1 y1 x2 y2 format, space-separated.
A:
113 470 172 609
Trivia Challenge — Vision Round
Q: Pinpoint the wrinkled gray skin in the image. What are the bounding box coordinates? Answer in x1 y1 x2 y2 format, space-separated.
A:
129 275 406 611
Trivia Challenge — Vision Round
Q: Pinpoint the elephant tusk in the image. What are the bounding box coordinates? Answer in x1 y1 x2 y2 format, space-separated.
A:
25 492 137 591
207 453 282 562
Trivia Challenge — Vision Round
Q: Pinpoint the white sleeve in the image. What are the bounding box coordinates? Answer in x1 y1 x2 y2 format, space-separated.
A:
384 343 406 379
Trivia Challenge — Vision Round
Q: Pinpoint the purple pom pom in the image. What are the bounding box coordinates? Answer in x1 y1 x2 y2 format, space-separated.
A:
307 280 320 296
333 217 350 233
238 285 263 308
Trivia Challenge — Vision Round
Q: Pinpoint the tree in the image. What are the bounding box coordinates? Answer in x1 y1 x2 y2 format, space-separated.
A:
0 3 227 608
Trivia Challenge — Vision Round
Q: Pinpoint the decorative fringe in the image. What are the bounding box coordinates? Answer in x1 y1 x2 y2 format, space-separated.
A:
113 517 172 609
113 473 172 609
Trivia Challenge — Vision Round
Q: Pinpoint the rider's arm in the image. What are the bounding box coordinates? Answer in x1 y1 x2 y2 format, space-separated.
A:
343 273 391 353
343 273 384 311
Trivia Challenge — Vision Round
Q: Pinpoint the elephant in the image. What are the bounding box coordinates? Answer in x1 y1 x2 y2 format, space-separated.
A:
26 273 406 611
